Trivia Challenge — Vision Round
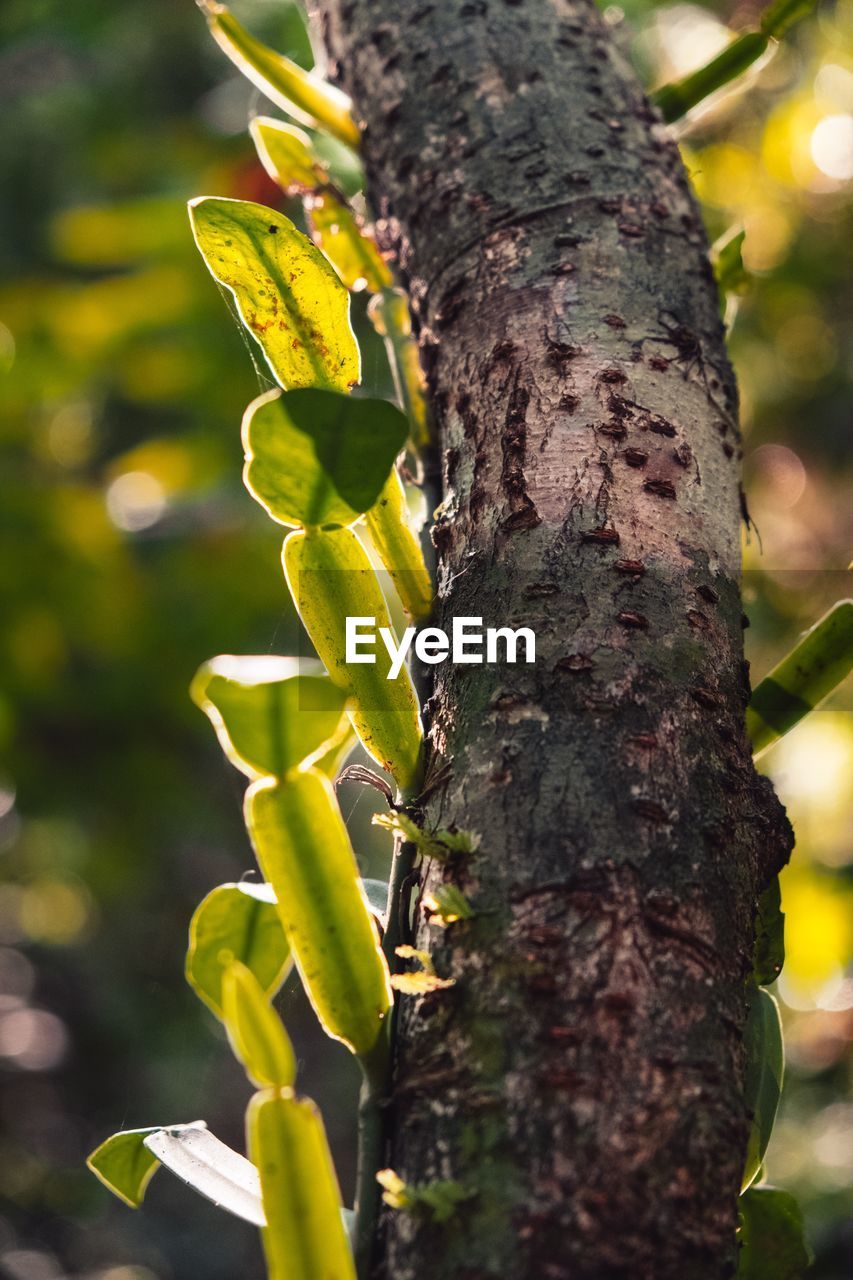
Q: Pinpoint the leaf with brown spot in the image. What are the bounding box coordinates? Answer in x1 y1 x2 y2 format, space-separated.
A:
189 197 360 392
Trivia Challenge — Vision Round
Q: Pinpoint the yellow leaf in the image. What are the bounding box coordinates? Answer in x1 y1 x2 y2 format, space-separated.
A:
248 1090 356 1280
283 526 424 792
364 471 434 623
188 196 360 392
391 945 455 994
246 769 392 1055
307 190 392 294
201 1 360 150
221 960 297 1089
250 118 327 194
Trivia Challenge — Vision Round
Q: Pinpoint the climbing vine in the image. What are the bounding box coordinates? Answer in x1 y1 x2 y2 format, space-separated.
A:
86 4 852 1278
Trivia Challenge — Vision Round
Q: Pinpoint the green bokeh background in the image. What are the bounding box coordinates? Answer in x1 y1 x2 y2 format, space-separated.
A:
0 2 850 1278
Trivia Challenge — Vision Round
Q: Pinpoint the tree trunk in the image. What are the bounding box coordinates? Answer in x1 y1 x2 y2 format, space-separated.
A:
319 2 793 1277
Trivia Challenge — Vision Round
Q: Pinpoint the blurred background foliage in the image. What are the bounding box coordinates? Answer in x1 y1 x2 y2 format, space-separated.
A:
0 1 850 1278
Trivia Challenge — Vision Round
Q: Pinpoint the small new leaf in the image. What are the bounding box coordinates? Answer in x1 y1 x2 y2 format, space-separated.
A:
712 226 749 315
221 960 297 1089
242 387 407 530
186 881 292 1019
391 945 455 994
435 827 481 856
377 1168 473 1222
373 812 478 860
188 196 360 393
423 884 474 926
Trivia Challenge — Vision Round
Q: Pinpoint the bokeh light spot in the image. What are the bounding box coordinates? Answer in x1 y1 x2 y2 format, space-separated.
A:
810 113 853 180
0 1009 68 1071
105 471 166 532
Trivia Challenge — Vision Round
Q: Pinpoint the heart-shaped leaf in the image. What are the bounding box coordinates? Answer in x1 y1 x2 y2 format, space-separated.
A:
242 388 408 530
188 197 360 393
191 654 350 780
186 881 292 1019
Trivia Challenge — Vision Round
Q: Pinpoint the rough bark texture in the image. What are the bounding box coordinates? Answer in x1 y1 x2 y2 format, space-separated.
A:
319 2 793 1277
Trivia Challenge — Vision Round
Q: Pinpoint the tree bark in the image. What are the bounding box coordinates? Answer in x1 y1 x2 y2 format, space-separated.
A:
319 2 793 1277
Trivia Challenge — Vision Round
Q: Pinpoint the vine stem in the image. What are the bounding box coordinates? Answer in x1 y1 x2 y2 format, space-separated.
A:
353 1018 391 1279
353 785 421 1279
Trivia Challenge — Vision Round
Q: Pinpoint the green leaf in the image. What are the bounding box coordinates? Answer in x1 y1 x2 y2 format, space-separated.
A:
373 812 478 861
307 190 392 294
188 196 360 393
248 1090 356 1280
221 960 297 1089
747 599 853 758
186 881 292 1020
738 1185 811 1278
435 828 481 856
143 1124 264 1226
191 654 350 780
283 526 424 792
242 388 408 530
246 769 392 1055
250 118 327 194
364 472 434 622
742 986 784 1193
377 1168 473 1222
199 1 360 149
753 878 785 987
423 884 474 926
87 1127 162 1208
